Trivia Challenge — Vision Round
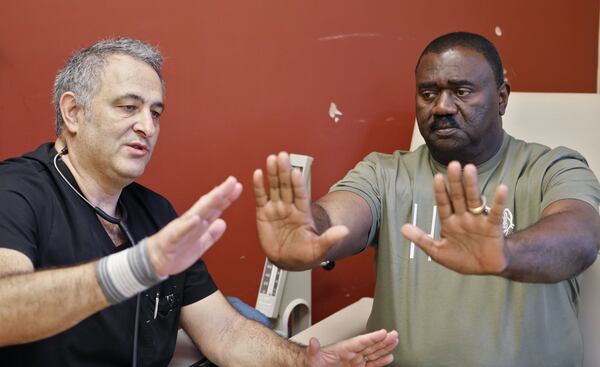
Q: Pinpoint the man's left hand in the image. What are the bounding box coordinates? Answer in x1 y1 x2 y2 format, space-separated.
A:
401 161 510 275
306 329 398 367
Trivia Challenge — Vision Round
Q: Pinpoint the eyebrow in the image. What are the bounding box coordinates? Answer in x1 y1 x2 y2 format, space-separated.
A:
116 93 164 110
417 82 438 89
417 79 476 89
447 79 476 87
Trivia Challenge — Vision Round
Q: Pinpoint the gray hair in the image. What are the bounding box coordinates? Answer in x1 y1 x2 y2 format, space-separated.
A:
52 37 164 136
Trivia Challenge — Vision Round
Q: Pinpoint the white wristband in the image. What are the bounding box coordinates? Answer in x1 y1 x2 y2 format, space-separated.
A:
96 238 167 304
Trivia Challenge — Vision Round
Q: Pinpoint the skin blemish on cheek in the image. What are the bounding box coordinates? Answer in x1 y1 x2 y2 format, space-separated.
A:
329 102 343 123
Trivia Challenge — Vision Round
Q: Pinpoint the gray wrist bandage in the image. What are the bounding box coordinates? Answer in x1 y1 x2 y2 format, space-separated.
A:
96 238 167 304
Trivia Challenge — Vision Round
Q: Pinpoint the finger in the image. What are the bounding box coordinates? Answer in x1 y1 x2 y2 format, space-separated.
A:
150 215 207 276
447 161 467 214
487 184 508 226
160 214 208 246
185 177 242 221
357 330 397 356
266 154 281 202
185 177 238 216
316 225 349 256
194 219 227 256
433 173 452 220
401 224 437 258
277 152 294 203
253 169 268 207
342 330 388 364
291 168 311 213
353 329 387 346
463 164 483 212
204 181 242 223
362 331 399 361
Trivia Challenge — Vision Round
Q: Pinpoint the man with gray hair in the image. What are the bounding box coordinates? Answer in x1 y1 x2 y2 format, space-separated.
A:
0 38 398 366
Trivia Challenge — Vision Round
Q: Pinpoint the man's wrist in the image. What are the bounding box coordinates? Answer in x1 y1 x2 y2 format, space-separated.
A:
497 236 512 278
146 236 168 277
95 238 167 304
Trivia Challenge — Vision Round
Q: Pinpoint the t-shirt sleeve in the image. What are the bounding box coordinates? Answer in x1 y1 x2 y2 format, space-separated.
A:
181 259 218 306
329 152 382 246
539 147 600 212
0 189 39 262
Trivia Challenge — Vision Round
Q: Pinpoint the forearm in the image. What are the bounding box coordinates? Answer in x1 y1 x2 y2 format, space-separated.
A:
502 205 600 282
215 316 308 367
0 262 109 346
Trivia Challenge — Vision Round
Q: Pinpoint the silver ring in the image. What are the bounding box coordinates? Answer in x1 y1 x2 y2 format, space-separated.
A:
468 196 487 215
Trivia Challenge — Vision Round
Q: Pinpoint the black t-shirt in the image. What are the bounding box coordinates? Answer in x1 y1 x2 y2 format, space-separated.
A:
0 143 218 367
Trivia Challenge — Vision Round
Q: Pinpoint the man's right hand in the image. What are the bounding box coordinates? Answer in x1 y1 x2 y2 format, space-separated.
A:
148 176 243 276
253 152 348 270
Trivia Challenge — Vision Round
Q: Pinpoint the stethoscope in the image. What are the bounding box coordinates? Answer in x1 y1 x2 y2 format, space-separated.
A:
53 146 142 367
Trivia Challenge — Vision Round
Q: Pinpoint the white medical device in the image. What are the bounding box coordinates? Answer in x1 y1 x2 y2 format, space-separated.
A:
255 154 313 337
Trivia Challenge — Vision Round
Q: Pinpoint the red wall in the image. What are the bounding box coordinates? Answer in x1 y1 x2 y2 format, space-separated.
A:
1 1 598 322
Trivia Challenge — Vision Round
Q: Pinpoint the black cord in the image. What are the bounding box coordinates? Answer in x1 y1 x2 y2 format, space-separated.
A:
118 221 141 367
54 150 143 367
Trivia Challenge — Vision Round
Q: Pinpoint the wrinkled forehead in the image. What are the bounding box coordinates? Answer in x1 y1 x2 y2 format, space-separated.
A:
416 47 494 85
96 54 164 103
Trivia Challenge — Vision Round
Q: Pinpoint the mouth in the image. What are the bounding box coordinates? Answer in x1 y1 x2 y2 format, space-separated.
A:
429 117 460 136
127 142 149 155
431 128 460 138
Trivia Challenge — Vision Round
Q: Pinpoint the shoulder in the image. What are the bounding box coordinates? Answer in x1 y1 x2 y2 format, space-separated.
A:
123 182 177 219
505 134 589 167
361 146 429 171
0 145 56 198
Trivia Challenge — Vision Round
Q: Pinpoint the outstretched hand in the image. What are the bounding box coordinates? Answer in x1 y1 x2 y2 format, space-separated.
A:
148 176 243 276
307 329 398 367
401 161 510 275
253 152 348 269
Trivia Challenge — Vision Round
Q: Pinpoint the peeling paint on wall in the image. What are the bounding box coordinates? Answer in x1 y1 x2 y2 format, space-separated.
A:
329 102 343 123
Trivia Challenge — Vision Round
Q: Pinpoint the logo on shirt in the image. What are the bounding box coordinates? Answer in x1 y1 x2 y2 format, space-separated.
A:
501 208 515 236
483 204 514 236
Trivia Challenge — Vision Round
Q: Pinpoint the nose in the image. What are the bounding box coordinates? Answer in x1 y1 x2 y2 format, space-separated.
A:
431 90 457 116
133 108 157 138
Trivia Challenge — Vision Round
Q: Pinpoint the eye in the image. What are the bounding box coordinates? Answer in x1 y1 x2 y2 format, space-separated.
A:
420 90 437 100
455 88 471 97
151 110 162 119
119 105 137 113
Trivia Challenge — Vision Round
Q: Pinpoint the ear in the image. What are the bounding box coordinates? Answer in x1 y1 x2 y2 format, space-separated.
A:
59 92 83 134
498 82 511 116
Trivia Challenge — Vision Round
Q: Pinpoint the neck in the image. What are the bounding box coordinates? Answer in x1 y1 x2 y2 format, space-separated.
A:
55 139 122 217
430 129 504 166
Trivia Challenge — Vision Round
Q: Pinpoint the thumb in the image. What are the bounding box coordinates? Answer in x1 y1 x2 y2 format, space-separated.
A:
317 225 349 252
308 337 321 359
195 219 227 256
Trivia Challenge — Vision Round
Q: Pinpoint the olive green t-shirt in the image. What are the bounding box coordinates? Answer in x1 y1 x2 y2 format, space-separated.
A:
331 132 600 367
